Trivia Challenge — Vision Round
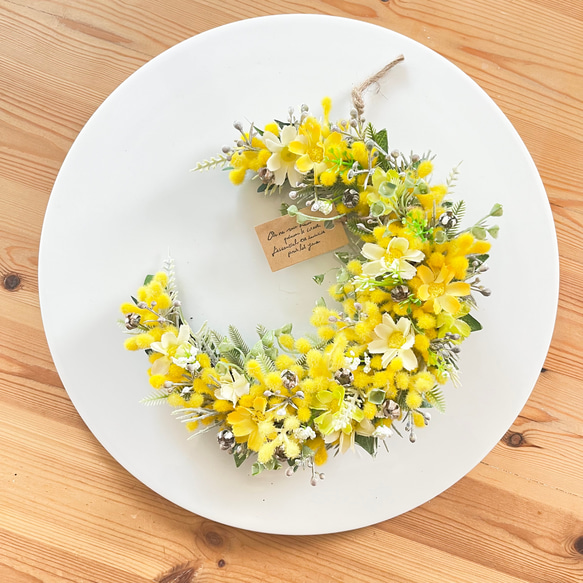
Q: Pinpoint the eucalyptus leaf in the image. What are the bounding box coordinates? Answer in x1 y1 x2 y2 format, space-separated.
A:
279 323 293 334
261 330 275 348
379 181 396 196
488 225 500 239
336 268 349 284
143 274 154 286
489 203 503 217
368 388 386 405
471 226 487 240
434 230 447 244
370 201 387 217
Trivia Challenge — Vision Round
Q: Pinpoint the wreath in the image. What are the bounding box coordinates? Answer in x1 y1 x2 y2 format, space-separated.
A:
119 58 502 484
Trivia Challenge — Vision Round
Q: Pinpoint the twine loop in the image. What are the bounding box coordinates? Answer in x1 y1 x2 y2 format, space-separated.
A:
351 55 405 118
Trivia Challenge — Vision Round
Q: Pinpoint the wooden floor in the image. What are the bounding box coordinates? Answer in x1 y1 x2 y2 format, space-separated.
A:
1 0 582 581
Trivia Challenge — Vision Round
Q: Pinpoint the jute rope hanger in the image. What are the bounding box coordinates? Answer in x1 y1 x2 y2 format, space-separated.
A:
351 55 405 118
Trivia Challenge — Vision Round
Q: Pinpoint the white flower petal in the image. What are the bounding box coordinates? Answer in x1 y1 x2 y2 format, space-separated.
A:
381 349 398 368
267 153 282 171
396 317 411 336
280 124 297 144
272 165 287 185
287 165 303 187
151 356 170 376
362 261 385 277
368 339 389 354
362 243 386 261
177 324 191 344
381 313 397 328
400 348 418 371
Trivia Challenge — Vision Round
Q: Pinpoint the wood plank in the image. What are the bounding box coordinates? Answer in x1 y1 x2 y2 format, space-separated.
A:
1 0 582 581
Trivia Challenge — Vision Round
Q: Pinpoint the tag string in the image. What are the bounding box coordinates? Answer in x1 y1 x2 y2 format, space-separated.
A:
351 55 405 118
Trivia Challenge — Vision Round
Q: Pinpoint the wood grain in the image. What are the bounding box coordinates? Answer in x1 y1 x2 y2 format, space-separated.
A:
1 0 582 581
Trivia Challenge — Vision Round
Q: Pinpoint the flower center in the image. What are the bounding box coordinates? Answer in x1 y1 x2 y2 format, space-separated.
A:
388 249 404 260
280 146 297 163
427 282 445 298
388 331 406 349
308 146 324 163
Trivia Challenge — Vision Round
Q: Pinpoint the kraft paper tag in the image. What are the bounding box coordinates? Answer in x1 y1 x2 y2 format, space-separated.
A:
255 212 349 272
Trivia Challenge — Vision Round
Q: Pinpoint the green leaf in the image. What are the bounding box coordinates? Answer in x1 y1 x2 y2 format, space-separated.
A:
354 434 377 456
460 313 483 332
131 295 139 305
143 274 154 286
253 125 264 136
373 128 388 154
313 273 325 285
233 445 250 468
251 462 264 476
315 296 327 308
334 251 351 265
368 389 386 405
324 220 335 229
257 182 267 193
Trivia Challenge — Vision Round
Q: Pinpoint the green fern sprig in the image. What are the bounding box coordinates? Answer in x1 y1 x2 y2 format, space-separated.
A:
191 154 230 172
446 162 462 192
140 392 170 406
257 352 277 374
228 325 250 355
346 217 372 238
425 387 446 413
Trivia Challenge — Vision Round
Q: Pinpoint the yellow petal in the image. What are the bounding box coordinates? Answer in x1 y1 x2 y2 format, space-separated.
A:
288 139 307 156
439 295 461 314
417 284 430 301
446 282 471 297
416 265 435 285
295 154 313 173
247 429 264 451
